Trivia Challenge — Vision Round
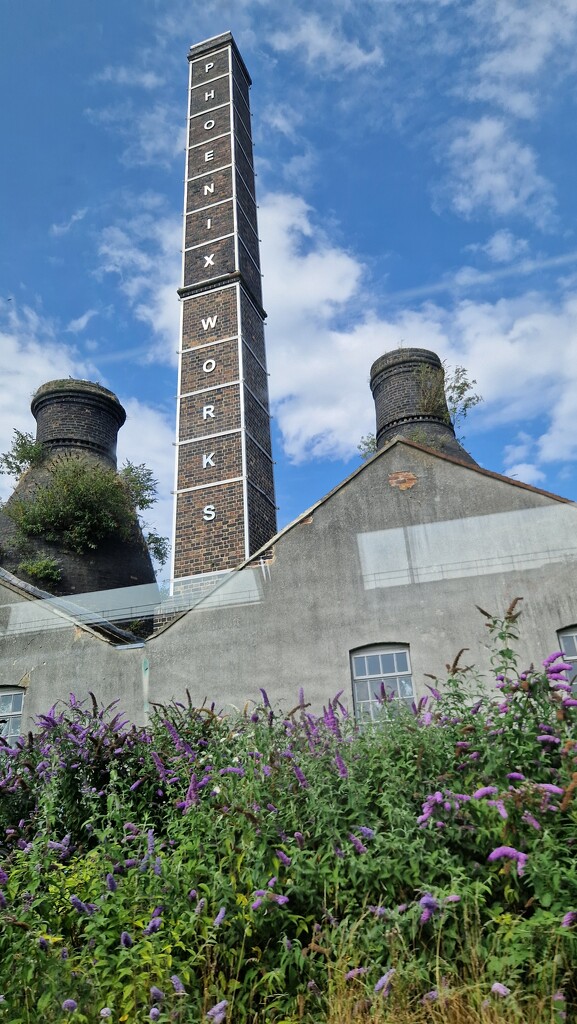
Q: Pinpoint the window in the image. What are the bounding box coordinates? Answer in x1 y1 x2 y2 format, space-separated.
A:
350 646 414 723
558 629 577 689
0 690 24 743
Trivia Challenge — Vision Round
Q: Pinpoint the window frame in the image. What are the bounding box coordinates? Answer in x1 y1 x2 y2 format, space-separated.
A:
350 644 414 723
558 627 577 689
0 688 25 744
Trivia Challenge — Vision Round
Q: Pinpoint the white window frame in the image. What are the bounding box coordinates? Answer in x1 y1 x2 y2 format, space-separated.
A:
350 645 414 723
0 689 24 743
558 628 577 689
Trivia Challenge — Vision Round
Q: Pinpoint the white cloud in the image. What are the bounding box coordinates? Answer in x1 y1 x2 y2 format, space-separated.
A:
257 190 577 483
95 194 181 362
469 230 530 264
504 462 546 486
85 102 184 169
0 306 97 501
270 13 383 73
465 0 577 117
66 309 98 334
446 117 556 228
502 431 535 467
50 208 88 237
95 66 165 90
117 397 176 579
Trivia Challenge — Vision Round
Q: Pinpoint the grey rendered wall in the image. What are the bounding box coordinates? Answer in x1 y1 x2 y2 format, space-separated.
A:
3 441 576 730
0 612 144 732
147 443 577 714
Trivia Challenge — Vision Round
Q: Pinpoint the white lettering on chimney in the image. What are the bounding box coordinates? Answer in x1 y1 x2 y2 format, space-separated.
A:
202 358 216 373
202 453 215 468
202 405 215 420
203 182 215 195
204 253 215 267
205 62 214 73
205 150 214 162
203 504 216 521
205 89 215 101
201 316 217 331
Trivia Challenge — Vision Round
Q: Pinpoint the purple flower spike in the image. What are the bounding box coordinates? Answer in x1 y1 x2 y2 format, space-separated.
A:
275 849 291 867
561 911 577 928
206 1000 228 1022
150 987 165 1003
120 931 133 948
487 846 527 875
473 786 499 799
491 982 511 997
99 1011 112 1019
422 990 438 1003
374 968 395 994
62 1000 77 1012
150 1011 160 1022
213 906 226 928
345 967 369 980
348 833 368 854
171 974 185 994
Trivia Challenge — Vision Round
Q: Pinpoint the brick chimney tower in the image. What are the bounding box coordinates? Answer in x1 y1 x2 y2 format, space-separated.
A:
370 349 478 465
171 32 277 596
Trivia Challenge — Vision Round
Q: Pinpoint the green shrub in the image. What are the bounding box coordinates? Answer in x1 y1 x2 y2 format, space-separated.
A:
17 556 62 585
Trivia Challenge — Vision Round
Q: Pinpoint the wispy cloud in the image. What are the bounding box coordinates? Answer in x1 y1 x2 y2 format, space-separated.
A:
50 208 88 237
385 250 577 303
444 117 556 228
467 230 529 264
464 0 577 118
94 65 165 90
270 13 383 73
84 102 184 169
95 192 181 362
66 309 98 334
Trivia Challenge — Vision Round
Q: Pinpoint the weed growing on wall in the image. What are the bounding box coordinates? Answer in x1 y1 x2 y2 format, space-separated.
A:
0 612 576 1022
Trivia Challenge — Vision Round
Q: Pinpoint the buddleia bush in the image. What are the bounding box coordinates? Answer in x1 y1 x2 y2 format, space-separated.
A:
0 609 576 1022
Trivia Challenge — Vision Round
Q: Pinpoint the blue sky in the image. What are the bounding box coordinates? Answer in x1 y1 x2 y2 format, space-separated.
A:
1 0 577 586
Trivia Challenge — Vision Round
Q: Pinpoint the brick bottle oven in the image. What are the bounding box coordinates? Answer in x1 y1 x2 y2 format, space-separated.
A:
0 380 156 596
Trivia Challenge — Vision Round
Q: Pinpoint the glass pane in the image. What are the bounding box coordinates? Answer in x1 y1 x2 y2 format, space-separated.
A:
395 651 408 672
357 702 372 721
398 676 414 698
354 680 369 702
352 656 366 678
8 717 21 737
11 693 23 713
0 695 13 713
366 654 381 675
380 653 395 675
561 634 577 656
